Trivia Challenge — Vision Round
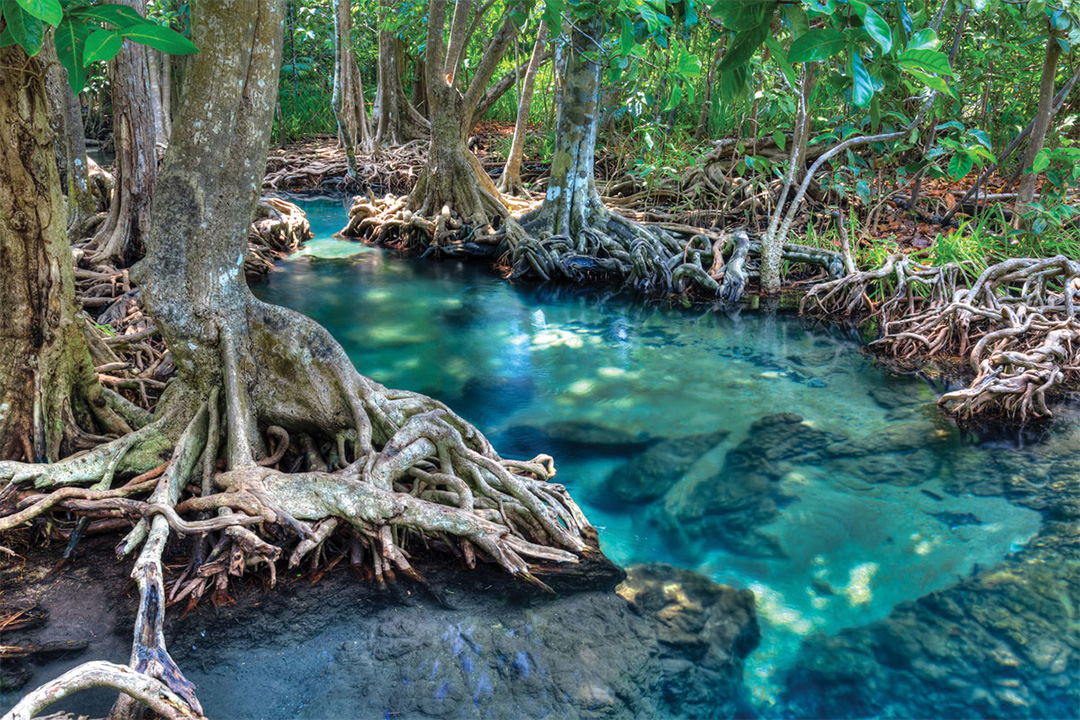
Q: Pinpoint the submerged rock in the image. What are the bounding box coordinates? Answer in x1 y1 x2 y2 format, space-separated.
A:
171 561 758 720
497 421 657 461
603 430 729 504
652 414 838 558
780 520 1079 719
779 427 1080 720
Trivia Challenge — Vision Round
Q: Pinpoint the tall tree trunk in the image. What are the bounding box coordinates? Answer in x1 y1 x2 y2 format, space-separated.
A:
389 0 521 244
374 4 428 147
513 19 682 292
410 53 428 117
1017 26 1063 205
694 42 723 141
147 49 171 146
497 22 547 196
0 46 131 463
470 48 550 133
160 53 172 138
333 0 373 177
40 36 99 238
83 0 158 265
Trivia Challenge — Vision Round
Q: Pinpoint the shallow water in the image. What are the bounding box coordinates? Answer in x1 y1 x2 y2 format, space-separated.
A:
244 197 1074 714
3 197 1074 719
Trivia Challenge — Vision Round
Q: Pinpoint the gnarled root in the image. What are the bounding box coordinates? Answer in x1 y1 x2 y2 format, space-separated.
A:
2 295 605 718
511 208 686 294
802 254 1080 420
243 197 313 279
339 189 524 257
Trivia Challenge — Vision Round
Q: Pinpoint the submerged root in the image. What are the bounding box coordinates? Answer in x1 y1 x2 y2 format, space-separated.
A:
802 254 1080 420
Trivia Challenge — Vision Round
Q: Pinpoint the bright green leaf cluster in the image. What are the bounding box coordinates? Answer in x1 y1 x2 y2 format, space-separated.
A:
0 0 198 93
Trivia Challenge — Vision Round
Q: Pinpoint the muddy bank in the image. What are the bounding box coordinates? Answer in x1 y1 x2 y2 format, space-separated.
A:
2 541 759 719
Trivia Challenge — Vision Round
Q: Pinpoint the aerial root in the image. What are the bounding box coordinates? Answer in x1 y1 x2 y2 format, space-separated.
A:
1 661 204 720
802 254 1080 419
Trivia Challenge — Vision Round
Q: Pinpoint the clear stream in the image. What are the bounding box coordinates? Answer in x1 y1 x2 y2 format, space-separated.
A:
3 197 1075 719
247 197 1073 713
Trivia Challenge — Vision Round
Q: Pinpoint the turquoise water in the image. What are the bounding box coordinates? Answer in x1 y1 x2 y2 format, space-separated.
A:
246 197 1079 715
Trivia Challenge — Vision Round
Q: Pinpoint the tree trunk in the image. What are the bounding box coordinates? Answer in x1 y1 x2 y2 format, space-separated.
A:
0 46 131 463
1017 26 1062 204
40 36 99 238
83 0 158 265
761 62 817 294
497 22 547 196
147 49 171 146
410 53 428 117
470 47 550 133
694 42 723 141
373 5 428 148
513 19 682 292
381 0 521 245
524 20 604 238
333 0 373 177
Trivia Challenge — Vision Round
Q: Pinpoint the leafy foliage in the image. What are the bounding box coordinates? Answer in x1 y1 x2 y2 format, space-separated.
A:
0 0 197 92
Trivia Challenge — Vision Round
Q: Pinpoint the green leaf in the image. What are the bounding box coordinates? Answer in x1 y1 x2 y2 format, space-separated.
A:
1031 148 1051 173
5 5 45 56
969 128 992 149
618 16 635 56
74 3 151 27
773 129 786 151
83 28 124 64
856 179 871 206
14 0 62 26
788 27 846 62
870 94 881 132
55 17 91 92
764 36 797 87
901 66 957 98
948 153 973 180
860 7 892 53
675 48 702 77
906 28 939 50
850 52 873 107
717 20 770 72
119 23 198 54
896 49 952 75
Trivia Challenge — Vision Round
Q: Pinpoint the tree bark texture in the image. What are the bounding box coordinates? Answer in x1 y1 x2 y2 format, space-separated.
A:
374 4 428 147
332 0 373 176
84 0 158 264
0 46 131 463
1017 27 1063 204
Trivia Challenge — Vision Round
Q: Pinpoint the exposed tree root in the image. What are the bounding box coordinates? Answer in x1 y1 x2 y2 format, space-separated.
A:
244 197 313 279
508 218 845 302
339 190 526 255
2 661 202 720
802 254 1080 419
263 140 429 194
1 297 604 719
